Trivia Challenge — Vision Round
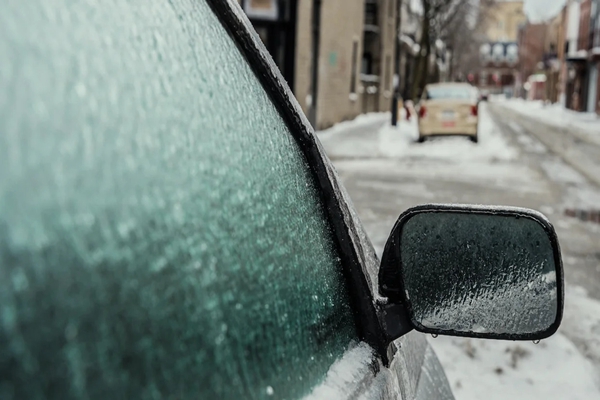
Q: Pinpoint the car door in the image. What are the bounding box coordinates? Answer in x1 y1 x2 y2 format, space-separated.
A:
205 5 455 398
0 0 455 399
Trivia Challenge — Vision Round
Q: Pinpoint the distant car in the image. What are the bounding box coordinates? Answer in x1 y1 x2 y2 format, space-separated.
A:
1 1 564 399
480 89 490 102
416 83 480 143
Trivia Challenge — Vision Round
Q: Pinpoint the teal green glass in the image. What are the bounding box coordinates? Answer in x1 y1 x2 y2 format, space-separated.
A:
0 1 357 399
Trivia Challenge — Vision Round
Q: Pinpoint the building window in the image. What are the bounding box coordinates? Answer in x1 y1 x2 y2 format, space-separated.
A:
480 71 488 86
492 43 504 63
506 44 518 64
350 40 358 94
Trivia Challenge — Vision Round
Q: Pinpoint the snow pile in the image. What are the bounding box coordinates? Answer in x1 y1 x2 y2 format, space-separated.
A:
316 113 390 160
317 104 543 195
499 99 600 145
378 104 519 162
318 112 390 136
302 342 378 400
429 330 600 400
366 104 540 194
317 104 519 164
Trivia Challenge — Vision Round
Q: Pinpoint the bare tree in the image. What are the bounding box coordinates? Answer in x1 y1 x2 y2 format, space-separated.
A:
447 0 498 81
410 0 496 99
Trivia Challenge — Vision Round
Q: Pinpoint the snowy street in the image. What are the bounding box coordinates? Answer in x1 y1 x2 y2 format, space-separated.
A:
317 101 600 399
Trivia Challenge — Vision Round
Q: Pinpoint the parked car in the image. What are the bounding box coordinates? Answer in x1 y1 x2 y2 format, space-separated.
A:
416 83 480 143
0 1 563 399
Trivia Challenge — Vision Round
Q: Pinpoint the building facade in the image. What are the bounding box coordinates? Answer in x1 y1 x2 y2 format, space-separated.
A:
562 0 600 113
240 0 398 129
486 0 527 42
361 0 398 114
478 1 527 96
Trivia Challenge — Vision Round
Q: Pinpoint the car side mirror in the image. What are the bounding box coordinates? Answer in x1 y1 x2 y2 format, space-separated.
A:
379 204 563 342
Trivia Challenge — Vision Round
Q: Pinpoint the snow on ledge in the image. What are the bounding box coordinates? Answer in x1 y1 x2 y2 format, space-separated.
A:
317 112 390 136
302 342 376 400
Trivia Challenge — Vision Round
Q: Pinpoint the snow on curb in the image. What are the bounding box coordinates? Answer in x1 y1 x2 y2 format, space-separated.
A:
377 103 519 162
317 112 390 136
498 99 600 146
302 342 382 400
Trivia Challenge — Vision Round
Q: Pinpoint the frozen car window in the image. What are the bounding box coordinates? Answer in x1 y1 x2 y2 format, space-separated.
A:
0 1 358 399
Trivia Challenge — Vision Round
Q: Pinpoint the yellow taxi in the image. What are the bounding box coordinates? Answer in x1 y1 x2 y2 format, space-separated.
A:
416 82 479 143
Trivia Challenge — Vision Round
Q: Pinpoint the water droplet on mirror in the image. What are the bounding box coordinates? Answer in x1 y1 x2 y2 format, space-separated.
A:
431 334 438 339
533 340 540 344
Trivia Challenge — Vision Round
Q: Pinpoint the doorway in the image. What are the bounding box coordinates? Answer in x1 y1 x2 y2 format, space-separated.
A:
242 0 298 89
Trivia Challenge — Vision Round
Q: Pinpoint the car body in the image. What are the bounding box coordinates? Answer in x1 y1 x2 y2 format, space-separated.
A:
416 83 480 143
0 1 563 399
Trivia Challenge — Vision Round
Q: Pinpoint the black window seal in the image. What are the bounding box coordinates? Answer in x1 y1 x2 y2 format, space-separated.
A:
205 0 389 360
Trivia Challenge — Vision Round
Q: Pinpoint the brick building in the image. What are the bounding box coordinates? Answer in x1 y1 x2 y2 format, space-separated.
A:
485 0 526 42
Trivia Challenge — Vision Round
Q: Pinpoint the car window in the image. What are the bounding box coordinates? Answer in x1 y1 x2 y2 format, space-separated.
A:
426 86 472 100
0 1 358 399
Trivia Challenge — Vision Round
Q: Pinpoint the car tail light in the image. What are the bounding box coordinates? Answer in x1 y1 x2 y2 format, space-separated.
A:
471 105 478 116
419 106 427 118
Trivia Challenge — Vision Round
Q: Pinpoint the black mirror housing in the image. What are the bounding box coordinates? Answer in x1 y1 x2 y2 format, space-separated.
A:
379 204 564 342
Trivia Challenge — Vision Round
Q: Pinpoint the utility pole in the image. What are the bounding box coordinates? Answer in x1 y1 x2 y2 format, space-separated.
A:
391 0 402 126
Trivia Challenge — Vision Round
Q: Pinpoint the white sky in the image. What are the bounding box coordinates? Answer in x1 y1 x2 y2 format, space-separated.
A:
410 0 567 23
524 0 567 22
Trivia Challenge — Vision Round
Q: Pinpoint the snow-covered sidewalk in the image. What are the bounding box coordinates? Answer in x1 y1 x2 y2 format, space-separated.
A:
496 98 600 146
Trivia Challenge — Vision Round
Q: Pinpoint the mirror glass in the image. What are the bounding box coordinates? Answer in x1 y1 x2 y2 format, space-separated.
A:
400 211 559 336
